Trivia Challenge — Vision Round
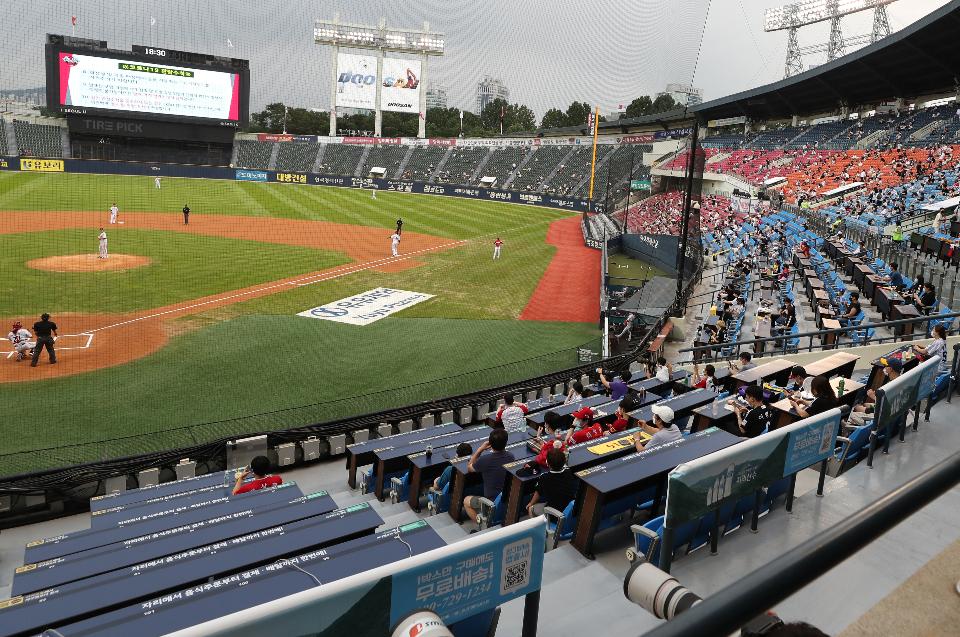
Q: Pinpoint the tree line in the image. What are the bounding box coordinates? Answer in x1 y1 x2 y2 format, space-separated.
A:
249 93 678 137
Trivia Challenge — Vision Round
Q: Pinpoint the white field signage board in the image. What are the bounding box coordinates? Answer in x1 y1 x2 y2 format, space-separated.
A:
298 288 433 325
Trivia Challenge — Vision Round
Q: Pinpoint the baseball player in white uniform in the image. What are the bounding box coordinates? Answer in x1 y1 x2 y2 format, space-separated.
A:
7 321 35 361
390 232 401 257
155 176 162 189
371 187 377 200
98 227 108 259
109 203 119 224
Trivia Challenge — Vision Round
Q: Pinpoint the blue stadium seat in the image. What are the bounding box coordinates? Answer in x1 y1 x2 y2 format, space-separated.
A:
543 499 577 550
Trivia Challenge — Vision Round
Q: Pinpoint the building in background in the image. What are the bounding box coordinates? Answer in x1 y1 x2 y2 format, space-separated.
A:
426 86 448 110
659 83 703 106
476 76 510 114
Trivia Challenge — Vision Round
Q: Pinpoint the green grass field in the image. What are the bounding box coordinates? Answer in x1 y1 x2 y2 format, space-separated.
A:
0 172 599 475
0 229 349 314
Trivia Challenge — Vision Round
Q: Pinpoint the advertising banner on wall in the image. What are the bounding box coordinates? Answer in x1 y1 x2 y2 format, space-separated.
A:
167 518 545 637
336 53 378 110
665 409 841 528
379 58 421 114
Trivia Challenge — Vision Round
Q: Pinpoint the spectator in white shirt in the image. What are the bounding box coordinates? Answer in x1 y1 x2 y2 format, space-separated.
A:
913 325 949 375
564 381 584 405
634 405 682 451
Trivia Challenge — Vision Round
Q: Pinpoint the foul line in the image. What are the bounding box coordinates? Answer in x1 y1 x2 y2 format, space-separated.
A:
86 240 465 334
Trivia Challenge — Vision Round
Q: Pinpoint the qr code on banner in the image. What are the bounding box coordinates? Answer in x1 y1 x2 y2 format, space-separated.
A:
499 538 532 596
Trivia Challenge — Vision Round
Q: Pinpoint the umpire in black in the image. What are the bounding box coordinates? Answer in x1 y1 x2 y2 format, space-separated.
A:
31 313 58 367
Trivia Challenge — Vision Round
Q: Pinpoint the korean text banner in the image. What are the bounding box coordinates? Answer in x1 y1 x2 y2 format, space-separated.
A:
380 58 421 114
165 517 546 637
298 288 434 326
665 409 841 527
336 53 377 110
57 52 240 121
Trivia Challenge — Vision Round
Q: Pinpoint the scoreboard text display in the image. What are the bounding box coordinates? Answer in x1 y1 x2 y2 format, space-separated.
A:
46 44 248 127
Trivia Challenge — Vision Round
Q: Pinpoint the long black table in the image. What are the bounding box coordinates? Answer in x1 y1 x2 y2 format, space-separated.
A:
373 426 490 500
89 470 237 512
484 394 564 425
26 482 304 563
12 491 337 596
525 394 611 426
452 389 668 526
346 422 461 488
406 427 534 511
90 480 242 529
0 502 387 637
571 428 741 558
626 388 719 425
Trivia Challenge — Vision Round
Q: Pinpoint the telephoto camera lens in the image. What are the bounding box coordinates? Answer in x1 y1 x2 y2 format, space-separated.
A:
623 557 702 620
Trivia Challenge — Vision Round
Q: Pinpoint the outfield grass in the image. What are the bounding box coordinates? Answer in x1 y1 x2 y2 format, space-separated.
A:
0 229 348 315
0 317 599 474
0 171 568 239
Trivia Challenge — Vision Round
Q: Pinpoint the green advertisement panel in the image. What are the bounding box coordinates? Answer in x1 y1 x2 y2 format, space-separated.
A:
665 410 841 527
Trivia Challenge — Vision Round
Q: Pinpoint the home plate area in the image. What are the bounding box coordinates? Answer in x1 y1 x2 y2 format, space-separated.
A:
2 333 94 359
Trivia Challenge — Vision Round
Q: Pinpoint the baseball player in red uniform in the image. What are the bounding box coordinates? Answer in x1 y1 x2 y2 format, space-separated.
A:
493 237 503 259
7 321 36 361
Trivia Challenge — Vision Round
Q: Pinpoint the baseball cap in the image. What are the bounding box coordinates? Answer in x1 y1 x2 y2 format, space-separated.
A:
572 406 594 420
885 359 903 373
651 405 675 424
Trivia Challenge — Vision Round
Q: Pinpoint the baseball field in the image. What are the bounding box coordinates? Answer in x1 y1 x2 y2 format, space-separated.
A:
0 171 601 475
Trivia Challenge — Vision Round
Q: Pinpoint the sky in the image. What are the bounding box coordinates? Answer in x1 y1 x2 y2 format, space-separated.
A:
0 0 953 120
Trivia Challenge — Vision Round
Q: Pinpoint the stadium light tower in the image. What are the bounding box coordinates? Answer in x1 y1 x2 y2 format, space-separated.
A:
315 15 444 138
765 0 897 78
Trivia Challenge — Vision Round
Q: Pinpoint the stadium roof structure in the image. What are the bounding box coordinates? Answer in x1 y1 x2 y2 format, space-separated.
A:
692 0 960 121
537 0 960 136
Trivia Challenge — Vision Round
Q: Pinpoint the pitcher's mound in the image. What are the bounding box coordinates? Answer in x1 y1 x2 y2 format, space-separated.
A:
28 254 152 273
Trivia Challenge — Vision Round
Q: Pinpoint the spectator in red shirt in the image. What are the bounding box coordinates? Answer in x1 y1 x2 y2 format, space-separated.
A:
565 406 604 444
607 400 635 433
232 455 283 495
534 411 566 467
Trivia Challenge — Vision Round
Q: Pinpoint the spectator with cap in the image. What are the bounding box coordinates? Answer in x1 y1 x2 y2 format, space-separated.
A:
597 368 631 401
232 455 283 495
633 405 681 451
462 428 515 524
566 406 605 444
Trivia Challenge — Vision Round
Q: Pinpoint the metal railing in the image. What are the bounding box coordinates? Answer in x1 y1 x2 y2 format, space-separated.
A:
680 310 960 363
640 451 960 637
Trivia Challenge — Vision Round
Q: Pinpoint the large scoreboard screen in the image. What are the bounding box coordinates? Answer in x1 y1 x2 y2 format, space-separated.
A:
46 39 249 127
